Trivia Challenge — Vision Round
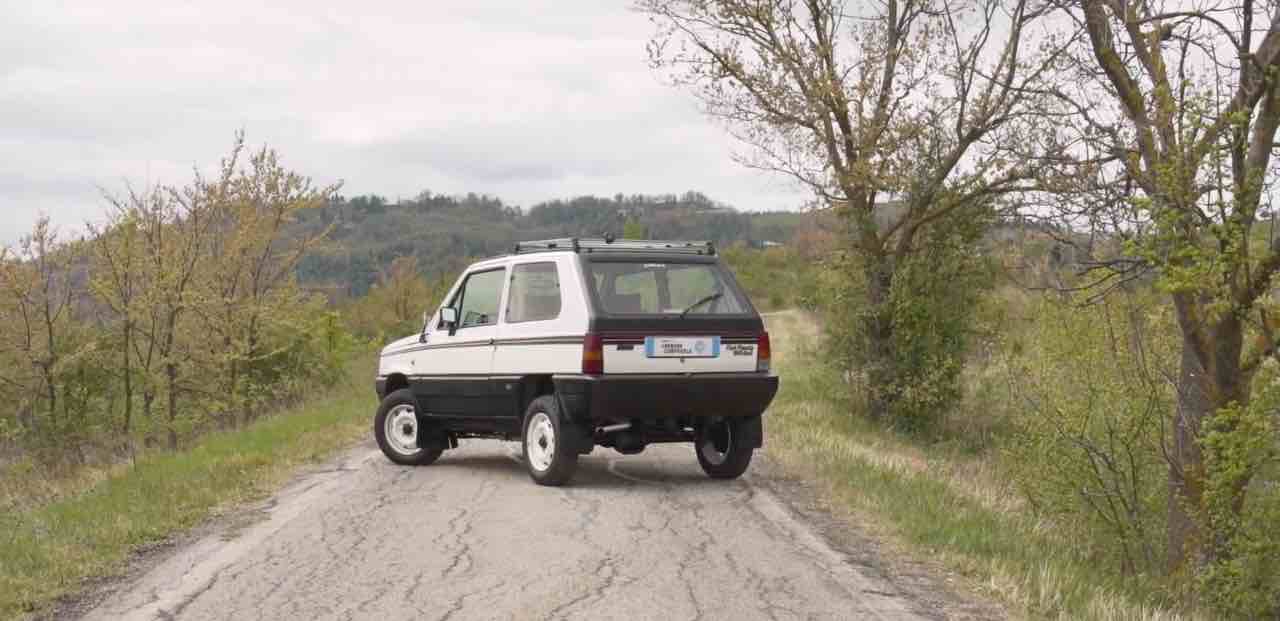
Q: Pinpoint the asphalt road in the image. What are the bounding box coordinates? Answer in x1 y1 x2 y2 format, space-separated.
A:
77 438 954 621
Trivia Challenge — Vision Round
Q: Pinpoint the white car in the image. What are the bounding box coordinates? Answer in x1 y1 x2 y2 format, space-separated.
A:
373 237 779 486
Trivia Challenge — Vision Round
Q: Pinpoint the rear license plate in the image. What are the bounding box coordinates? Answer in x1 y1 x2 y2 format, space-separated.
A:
645 336 720 358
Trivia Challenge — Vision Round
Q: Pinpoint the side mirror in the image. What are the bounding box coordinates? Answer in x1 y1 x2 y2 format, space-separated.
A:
440 307 459 335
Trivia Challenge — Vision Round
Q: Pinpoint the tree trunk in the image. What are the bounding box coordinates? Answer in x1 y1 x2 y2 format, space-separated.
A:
142 390 154 447
166 362 178 450
1168 313 1252 577
864 254 896 420
240 322 258 427
1168 342 1209 575
121 321 132 436
44 365 58 434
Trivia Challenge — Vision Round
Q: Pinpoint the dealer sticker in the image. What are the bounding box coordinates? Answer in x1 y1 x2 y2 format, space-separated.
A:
644 336 720 358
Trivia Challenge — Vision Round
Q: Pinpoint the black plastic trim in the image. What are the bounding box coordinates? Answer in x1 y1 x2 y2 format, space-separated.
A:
552 372 778 426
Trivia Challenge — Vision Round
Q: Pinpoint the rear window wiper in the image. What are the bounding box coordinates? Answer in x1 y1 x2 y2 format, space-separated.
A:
679 293 722 318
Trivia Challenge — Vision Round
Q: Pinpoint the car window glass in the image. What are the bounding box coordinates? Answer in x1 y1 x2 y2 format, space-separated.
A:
589 262 747 315
613 269 659 313
667 264 744 314
454 269 505 329
506 262 561 323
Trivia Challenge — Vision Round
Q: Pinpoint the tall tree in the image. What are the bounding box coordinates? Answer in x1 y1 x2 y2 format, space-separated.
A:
133 148 235 449
1048 0 1280 587
640 0 1067 419
197 140 337 426
0 220 90 448
90 194 147 436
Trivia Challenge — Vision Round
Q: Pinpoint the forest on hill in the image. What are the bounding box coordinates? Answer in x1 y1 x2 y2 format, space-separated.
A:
290 190 807 299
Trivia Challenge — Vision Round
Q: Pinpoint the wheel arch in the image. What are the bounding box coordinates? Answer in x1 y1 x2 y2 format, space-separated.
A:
384 373 410 398
519 374 556 414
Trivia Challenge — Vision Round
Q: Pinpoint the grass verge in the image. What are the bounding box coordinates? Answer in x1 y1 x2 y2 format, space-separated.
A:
762 311 1199 621
0 353 376 619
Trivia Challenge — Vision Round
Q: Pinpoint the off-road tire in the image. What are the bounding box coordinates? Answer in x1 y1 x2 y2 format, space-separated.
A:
695 419 753 479
522 395 579 486
374 388 445 466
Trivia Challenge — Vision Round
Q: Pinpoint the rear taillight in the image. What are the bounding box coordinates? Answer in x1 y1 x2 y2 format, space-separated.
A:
757 331 771 373
582 333 604 374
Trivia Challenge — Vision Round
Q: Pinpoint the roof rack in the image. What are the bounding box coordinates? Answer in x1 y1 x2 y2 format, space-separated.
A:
513 237 717 256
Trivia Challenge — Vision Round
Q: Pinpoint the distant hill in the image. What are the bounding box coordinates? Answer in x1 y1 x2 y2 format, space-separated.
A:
290 190 808 299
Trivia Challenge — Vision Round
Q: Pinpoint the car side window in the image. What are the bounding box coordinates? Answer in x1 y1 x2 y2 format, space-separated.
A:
446 268 506 330
506 262 561 323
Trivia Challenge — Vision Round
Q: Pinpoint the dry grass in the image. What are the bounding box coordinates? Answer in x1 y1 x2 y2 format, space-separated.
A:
1 460 133 516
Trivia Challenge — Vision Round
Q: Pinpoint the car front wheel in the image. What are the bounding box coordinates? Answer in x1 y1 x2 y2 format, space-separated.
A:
695 419 753 479
522 395 579 486
374 389 445 466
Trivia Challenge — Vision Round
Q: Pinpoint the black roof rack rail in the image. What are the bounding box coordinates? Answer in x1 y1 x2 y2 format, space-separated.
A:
513 238 716 256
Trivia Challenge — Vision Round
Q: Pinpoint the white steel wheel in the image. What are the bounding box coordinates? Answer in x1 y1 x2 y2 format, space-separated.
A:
525 412 556 472
385 404 421 457
521 395 579 486
374 388 444 466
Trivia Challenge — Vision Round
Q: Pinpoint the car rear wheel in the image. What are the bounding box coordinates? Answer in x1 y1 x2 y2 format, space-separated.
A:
695 419 753 479
374 389 445 466
522 395 578 486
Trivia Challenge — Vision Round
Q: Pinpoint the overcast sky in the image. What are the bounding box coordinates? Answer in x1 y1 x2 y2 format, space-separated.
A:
1 1 808 244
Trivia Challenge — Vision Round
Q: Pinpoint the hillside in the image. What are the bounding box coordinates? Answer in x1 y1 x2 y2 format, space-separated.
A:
290 190 809 298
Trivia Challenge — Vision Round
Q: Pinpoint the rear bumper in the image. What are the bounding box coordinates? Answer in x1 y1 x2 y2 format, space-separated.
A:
552 372 779 424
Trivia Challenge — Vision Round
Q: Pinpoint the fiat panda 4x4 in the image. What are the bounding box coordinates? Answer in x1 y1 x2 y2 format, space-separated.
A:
373 238 779 486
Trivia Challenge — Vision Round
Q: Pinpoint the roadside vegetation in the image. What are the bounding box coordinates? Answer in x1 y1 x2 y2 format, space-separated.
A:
730 237 1279 619
0 135 390 619
0 354 375 618
642 0 1280 617
0 133 349 463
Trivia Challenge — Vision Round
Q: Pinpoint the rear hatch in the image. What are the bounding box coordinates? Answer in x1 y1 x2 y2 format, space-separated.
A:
581 255 768 374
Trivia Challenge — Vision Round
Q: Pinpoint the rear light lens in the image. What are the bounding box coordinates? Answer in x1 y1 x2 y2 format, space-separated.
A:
582 333 604 374
757 331 771 373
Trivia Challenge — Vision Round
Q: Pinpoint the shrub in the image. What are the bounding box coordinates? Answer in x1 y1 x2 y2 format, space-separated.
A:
816 208 996 433
1196 393 1280 618
1003 294 1176 576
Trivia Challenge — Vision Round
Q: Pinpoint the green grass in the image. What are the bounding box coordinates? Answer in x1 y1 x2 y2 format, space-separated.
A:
0 353 377 619
762 311 1200 621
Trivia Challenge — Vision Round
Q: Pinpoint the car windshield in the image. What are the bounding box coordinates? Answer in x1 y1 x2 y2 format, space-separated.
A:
586 260 750 316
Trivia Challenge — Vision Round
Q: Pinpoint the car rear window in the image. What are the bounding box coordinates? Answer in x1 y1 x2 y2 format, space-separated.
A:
586 261 750 316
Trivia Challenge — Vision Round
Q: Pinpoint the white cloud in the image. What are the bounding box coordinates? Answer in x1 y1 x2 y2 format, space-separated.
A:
0 1 807 243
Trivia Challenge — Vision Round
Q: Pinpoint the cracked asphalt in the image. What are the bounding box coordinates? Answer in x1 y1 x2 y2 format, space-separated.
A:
80 440 949 621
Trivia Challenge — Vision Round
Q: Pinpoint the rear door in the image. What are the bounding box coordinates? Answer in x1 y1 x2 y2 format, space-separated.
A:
491 257 587 418
585 258 762 374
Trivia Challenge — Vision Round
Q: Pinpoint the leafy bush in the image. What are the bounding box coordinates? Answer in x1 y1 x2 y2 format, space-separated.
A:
1196 392 1280 617
340 255 450 342
1003 294 1176 576
814 209 996 433
720 244 821 312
